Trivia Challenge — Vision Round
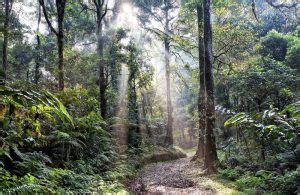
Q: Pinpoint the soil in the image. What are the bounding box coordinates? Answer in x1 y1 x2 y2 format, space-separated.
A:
128 157 218 194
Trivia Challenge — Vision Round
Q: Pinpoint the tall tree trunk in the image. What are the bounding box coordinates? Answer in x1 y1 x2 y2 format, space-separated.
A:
95 0 107 119
2 0 10 83
110 47 118 92
109 46 118 117
98 26 106 119
35 4 42 84
99 30 107 119
127 55 141 148
57 0 66 90
39 0 66 90
131 77 140 148
57 34 64 90
164 0 174 146
203 0 218 174
194 2 205 160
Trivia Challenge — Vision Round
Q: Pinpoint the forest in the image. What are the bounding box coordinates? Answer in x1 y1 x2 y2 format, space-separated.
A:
0 0 299 194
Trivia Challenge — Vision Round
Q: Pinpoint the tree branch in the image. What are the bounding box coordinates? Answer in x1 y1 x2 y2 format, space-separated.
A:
100 3 108 22
251 0 259 22
135 2 164 24
39 0 58 36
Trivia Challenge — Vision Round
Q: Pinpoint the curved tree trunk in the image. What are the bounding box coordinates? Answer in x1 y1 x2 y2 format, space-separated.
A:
203 0 218 174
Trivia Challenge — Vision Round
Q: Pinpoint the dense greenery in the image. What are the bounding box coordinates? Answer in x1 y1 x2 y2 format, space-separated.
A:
0 0 299 193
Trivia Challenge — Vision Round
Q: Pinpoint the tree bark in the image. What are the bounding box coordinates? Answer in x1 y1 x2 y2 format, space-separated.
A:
98 28 107 119
193 2 205 160
164 0 174 146
35 4 42 84
57 0 66 90
94 0 107 119
127 46 141 148
39 0 66 90
128 75 140 148
203 0 218 174
93 0 107 119
2 0 10 83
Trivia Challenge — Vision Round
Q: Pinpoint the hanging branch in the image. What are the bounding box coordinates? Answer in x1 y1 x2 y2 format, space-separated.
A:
100 3 108 22
39 0 58 36
251 0 259 22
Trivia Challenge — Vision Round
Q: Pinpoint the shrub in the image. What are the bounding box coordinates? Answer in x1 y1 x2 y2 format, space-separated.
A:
235 175 262 191
56 87 99 117
219 168 243 181
285 44 300 70
233 168 299 193
259 30 288 61
270 168 300 193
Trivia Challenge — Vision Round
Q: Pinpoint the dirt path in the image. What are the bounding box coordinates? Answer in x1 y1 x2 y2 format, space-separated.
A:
129 157 236 194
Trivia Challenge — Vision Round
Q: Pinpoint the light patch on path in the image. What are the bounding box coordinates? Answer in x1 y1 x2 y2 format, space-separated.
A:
129 157 237 194
184 158 238 195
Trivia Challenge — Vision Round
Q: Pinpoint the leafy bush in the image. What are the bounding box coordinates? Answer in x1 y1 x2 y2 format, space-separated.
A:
57 86 99 117
285 44 300 70
1 165 127 193
270 168 300 194
75 111 115 172
219 168 243 181
225 102 299 160
235 175 262 191
259 30 288 61
0 167 52 193
226 167 300 193
0 85 127 193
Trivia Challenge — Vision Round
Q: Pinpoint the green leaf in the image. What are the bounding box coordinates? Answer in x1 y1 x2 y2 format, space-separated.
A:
224 112 247 127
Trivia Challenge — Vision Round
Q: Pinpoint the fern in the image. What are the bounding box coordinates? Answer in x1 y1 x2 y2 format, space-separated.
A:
282 101 300 120
0 86 73 126
224 112 254 127
4 184 44 193
224 103 298 145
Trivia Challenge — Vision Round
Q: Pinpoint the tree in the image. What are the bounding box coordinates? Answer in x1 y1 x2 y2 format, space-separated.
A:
10 43 33 80
259 30 288 61
125 41 153 149
286 45 300 71
134 0 178 146
203 0 218 174
163 0 175 146
107 28 127 117
229 58 296 111
1 0 13 83
34 3 42 84
127 43 141 148
93 0 108 119
195 0 205 160
39 0 67 90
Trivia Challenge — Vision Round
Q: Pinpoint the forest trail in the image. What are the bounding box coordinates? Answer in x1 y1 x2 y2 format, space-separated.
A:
129 156 237 194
